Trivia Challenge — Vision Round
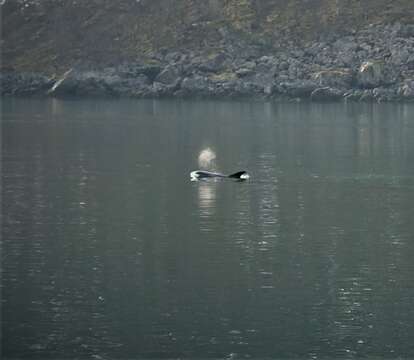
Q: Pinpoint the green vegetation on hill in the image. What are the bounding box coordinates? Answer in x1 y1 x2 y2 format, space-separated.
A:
2 0 413 74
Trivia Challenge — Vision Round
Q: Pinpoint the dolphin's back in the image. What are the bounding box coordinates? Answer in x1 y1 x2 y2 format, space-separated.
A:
190 170 249 181
191 170 226 179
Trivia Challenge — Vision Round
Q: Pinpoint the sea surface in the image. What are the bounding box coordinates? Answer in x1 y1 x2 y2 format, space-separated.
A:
2 98 414 359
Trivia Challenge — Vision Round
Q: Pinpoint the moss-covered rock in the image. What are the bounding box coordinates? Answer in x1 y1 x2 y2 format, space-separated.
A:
313 69 354 89
357 61 398 89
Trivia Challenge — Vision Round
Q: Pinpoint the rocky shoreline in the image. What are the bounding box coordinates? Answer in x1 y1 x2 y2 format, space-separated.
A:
2 23 414 102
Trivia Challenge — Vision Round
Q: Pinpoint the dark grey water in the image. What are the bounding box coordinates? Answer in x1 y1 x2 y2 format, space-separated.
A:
2 98 414 359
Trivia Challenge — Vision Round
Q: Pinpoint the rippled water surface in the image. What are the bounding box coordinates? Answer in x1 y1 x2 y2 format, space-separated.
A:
2 98 414 359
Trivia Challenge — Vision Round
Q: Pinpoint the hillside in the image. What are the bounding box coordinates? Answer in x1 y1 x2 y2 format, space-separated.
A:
1 0 414 100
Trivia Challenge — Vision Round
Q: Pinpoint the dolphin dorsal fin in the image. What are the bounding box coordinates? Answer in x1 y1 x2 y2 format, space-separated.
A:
228 171 248 179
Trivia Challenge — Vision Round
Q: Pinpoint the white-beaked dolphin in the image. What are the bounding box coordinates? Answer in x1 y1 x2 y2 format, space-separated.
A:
190 170 250 181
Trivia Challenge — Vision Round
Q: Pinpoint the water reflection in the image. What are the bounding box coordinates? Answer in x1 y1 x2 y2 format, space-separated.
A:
2 98 414 359
196 181 217 218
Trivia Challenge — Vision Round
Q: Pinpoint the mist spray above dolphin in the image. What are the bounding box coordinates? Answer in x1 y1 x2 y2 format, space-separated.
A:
190 148 250 181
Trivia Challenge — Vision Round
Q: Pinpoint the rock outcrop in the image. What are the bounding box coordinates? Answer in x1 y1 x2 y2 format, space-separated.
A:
357 61 398 89
2 1 414 101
